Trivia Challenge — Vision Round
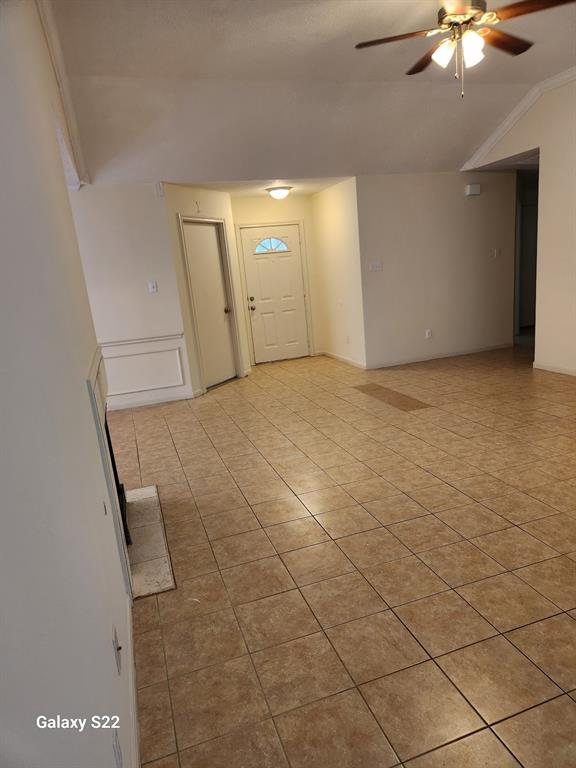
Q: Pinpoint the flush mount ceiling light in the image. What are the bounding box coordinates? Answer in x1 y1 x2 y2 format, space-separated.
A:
266 186 293 200
355 0 575 97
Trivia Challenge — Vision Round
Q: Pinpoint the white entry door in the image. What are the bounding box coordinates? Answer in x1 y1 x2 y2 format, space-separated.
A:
182 221 236 388
241 225 309 363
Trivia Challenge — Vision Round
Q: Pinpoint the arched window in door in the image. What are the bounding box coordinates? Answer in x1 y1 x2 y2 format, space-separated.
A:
254 237 289 254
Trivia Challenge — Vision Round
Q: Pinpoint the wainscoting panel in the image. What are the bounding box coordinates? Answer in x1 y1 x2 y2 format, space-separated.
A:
102 334 193 409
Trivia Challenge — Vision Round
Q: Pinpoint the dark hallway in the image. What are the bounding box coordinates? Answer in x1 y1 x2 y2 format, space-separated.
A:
514 169 539 355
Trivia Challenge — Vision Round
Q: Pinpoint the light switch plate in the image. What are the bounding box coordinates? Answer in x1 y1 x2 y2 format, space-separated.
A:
148 281 158 294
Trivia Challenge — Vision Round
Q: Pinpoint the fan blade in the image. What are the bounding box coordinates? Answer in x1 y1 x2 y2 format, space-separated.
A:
356 29 437 50
406 41 444 75
479 27 534 54
491 0 576 22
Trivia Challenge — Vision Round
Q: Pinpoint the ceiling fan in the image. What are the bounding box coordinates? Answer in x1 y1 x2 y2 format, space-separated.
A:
355 0 575 93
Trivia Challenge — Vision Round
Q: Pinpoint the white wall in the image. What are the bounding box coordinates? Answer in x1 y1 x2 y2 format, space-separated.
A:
70 170 518 391
478 81 576 376
70 184 181 341
69 183 192 407
231 194 315 233
311 179 366 367
163 184 252 393
0 3 136 767
356 172 516 369
71 183 251 404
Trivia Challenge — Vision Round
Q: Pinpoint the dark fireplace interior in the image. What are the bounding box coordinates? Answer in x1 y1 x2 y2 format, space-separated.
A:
105 417 131 546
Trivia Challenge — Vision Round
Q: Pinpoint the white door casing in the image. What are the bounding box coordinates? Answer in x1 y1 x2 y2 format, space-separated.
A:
182 221 236 388
241 224 309 363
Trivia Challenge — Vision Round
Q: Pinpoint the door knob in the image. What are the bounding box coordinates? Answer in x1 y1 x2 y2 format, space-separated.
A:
224 307 231 314
249 296 254 301
250 305 256 311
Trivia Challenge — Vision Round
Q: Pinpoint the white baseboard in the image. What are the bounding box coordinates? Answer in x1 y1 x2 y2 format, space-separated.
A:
107 385 194 410
365 343 513 370
313 350 367 369
533 361 576 377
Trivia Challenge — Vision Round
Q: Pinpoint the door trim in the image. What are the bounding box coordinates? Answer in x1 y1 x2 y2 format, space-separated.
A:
178 215 243 394
236 220 315 366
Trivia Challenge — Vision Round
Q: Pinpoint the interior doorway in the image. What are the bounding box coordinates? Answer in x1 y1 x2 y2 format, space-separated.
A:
181 219 238 388
514 169 539 353
240 224 309 363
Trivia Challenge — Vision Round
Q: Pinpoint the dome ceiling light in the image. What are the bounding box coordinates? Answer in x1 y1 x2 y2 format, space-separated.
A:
266 186 293 200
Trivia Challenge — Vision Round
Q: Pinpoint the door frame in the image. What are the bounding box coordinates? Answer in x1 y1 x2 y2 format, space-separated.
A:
236 220 315 366
178 215 244 394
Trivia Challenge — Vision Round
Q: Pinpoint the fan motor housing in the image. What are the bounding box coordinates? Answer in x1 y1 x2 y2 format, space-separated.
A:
438 1 487 26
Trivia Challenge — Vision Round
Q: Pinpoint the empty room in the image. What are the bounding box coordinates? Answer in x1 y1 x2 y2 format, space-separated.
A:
2 1 576 767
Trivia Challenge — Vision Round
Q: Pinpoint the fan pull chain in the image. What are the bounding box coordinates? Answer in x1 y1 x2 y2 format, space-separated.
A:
454 35 465 98
460 38 465 98
454 36 460 82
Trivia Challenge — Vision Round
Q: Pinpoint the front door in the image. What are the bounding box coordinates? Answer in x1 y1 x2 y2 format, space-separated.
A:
182 221 236 388
241 225 309 363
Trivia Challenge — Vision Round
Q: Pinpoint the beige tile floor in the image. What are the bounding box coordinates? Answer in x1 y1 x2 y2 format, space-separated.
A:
108 349 576 768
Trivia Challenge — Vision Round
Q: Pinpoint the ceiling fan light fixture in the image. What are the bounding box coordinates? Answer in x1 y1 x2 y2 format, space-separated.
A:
355 0 568 93
462 28 486 67
266 186 293 200
431 38 457 68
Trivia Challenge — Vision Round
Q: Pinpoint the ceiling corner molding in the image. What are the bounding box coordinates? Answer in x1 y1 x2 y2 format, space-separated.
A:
462 66 576 171
35 0 90 186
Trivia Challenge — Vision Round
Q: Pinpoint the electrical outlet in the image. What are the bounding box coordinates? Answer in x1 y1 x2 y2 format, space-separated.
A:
345 335 350 345
425 329 433 339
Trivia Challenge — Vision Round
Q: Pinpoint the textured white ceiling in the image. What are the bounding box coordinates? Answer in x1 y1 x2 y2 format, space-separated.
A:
49 0 576 183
